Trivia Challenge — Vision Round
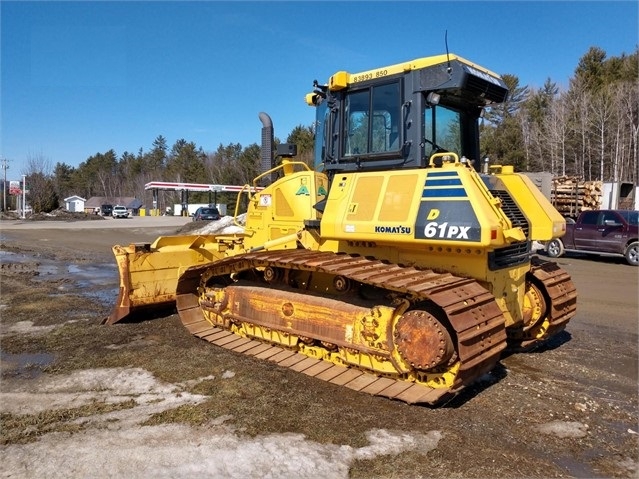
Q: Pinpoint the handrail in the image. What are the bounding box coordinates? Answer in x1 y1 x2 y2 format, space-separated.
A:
251 160 312 190
428 151 460 167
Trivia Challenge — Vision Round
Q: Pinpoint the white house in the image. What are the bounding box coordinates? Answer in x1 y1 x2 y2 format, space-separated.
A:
64 195 87 213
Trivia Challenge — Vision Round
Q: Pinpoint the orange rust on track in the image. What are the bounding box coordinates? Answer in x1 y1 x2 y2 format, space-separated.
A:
175 250 510 405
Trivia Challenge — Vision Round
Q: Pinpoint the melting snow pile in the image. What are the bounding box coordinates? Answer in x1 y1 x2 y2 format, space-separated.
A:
193 214 246 235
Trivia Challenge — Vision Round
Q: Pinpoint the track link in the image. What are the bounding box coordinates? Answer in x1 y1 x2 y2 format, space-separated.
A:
527 256 578 342
176 250 508 405
506 256 577 350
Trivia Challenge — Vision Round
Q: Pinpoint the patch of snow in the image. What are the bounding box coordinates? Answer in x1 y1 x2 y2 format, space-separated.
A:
1 424 441 479
193 214 246 236
535 420 589 438
532 240 546 253
221 370 235 379
0 368 207 419
1 320 58 336
0 367 443 479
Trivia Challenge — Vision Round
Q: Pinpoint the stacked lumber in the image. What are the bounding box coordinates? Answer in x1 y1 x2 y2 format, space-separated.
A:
551 176 602 217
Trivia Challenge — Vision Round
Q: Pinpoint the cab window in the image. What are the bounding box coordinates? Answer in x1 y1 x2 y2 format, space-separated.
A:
343 81 401 156
580 211 598 225
600 211 621 226
619 210 639 226
424 104 462 158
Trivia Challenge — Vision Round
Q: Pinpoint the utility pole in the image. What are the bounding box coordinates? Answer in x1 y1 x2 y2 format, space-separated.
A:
21 174 26 219
0 157 8 212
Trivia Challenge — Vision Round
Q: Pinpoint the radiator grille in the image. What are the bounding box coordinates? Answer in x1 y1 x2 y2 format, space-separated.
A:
490 189 530 237
488 242 531 270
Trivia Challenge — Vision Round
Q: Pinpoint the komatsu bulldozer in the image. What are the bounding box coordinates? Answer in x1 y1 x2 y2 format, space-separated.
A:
105 53 576 405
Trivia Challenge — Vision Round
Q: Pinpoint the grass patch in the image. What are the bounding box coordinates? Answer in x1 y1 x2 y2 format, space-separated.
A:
142 401 216 427
0 399 137 445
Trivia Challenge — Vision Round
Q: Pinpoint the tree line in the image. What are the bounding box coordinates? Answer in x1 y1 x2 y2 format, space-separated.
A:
21 125 314 213
482 46 637 183
17 46 639 214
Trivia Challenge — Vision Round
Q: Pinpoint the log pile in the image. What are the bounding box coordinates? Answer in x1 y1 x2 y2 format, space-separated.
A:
551 176 603 217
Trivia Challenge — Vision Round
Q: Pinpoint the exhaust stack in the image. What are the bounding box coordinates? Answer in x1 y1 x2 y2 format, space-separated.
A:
259 112 274 184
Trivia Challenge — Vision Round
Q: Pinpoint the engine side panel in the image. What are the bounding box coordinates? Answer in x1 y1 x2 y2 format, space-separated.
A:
483 167 567 241
320 164 509 248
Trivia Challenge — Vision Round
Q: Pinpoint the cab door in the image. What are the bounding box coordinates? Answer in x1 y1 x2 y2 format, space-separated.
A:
596 210 625 253
573 211 600 250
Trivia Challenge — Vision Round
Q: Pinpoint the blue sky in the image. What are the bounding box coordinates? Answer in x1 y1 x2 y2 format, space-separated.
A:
1 1 637 178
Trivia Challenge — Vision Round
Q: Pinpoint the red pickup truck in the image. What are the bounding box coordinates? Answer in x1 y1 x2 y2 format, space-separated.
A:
546 209 638 266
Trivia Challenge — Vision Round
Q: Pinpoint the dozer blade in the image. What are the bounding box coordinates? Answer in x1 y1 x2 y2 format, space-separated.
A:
104 234 229 325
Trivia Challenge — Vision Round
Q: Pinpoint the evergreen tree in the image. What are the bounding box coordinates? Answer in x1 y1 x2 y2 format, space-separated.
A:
481 74 528 169
52 162 76 200
147 135 168 172
287 124 315 167
574 46 608 93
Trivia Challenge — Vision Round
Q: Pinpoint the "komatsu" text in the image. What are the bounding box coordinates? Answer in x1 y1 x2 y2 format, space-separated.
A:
374 225 412 234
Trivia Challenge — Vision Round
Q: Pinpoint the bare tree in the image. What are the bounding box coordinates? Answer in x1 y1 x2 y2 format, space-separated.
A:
566 81 591 179
25 152 58 212
615 82 638 183
589 88 615 181
547 92 570 176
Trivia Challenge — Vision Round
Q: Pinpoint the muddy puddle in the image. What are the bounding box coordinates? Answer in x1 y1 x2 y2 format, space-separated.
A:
0 250 118 306
0 351 55 378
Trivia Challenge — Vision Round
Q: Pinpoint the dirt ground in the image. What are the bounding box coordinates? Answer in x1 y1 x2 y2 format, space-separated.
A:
0 216 637 478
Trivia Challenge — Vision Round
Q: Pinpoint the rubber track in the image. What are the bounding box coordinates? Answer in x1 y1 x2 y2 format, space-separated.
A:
176 250 508 405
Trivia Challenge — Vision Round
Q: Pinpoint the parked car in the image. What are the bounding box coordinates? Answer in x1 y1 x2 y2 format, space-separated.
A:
112 205 129 219
192 206 221 222
101 204 113 216
546 209 638 266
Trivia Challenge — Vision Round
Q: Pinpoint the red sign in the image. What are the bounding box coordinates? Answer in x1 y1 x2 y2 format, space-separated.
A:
9 180 21 195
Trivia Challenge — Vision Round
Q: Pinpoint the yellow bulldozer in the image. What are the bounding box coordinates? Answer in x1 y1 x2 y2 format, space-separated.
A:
105 53 577 405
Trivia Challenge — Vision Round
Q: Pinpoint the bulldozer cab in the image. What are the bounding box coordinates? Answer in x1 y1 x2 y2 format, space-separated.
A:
307 54 508 176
